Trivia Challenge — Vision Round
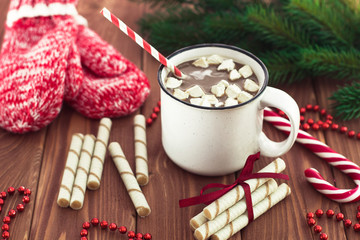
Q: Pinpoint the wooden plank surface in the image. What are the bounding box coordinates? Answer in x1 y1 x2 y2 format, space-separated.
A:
0 0 359 239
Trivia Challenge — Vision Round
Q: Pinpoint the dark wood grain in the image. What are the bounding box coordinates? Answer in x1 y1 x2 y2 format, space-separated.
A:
0 0 359 239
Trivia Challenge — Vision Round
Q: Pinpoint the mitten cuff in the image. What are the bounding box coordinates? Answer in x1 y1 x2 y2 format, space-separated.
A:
7 0 87 27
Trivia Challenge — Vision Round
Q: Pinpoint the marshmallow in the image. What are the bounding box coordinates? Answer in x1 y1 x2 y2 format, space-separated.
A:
201 99 212 107
207 54 224 65
217 59 235 72
219 80 230 88
237 91 253 103
186 85 205 97
215 102 224 107
239 65 253 78
165 77 182 89
224 98 238 107
244 79 260 92
190 98 204 106
192 57 209 68
173 89 189 100
229 69 241 81
211 84 225 97
225 84 241 98
202 94 219 105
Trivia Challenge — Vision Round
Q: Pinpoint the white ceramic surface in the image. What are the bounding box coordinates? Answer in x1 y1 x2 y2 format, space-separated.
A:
158 44 300 176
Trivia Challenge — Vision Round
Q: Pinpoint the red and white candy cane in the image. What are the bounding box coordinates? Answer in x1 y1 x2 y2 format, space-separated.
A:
264 107 360 203
101 7 184 78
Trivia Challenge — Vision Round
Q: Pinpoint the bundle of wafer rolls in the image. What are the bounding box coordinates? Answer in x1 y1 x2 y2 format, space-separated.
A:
190 158 291 240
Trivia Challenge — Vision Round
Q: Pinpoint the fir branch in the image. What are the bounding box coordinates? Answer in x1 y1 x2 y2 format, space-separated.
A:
244 4 311 48
300 47 360 80
330 82 360 120
130 0 192 8
285 0 355 47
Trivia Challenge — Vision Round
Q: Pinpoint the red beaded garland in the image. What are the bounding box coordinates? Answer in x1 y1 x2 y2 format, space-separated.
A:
17 186 25 193
150 113 157 119
119 226 127 234
340 126 348 133
144 233 152 240
302 123 310 130
307 212 315 219
8 210 16 218
16 204 24 212
80 237 87 240
7 187 15 195
319 233 328 240
91 218 99 226
109 223 117 231
136 233 143 238
153 107 160 113
354 223 360 232
80 229 88 237
356 212 360 220
3 217 10 224
326 209 334 218
348 130 356 138
344 219 352 228
100 221 108 229
128 231 136 238
307 218 316 226
2 231 9 239
82 222 90 229
0 192 7 199
1 224 9 231
314 225 322 233
315 209 324 217
336 213 344 221
0 199 4 205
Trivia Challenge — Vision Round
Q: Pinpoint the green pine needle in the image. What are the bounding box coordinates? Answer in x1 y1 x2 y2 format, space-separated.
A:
330 82 360 120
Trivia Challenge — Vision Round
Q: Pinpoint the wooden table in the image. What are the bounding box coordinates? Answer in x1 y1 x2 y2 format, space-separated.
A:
1 0 360 239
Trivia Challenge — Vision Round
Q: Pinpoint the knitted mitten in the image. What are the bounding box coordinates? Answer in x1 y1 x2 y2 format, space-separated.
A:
0 0 78 133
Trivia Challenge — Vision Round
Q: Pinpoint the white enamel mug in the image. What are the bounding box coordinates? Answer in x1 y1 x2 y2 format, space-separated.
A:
158 44 300 176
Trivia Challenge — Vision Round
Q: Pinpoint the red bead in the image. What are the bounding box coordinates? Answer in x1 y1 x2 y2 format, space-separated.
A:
22 196 30 204
2 231 9 239
319 233 328 240
91 218 99 226
3 217 10 224
326 114 333 120
136 233 143 239
344 219 352 228
357 205 360 212
1 224 9 231
322 123 329 130
119 226 127 234
7 187 15 195
300 107 306 114
357 133 360 139
314 225 322 233
325 119 332 125
151 113 157 119
8 209 16 218
340 126 348 133
0 192 6 199
348 130 355 138
326 209 334 218
320 109 326 115
0 199 4 206
307 119 314 125
157 101 161 107
109 223 117 231
144 233 152 240
16 204 24 212
100 220 108 229
317 120 323 126
306 104 313 110
307 218 316 226
82 222 91 229
153 107 160 113
306 212 315 219
0 206 2 213
80 237 87 240
313 105 320 111
80 229 88 237
300 115 305 122
315 209 324 217
18 186 25 193
146 118 153 126
128 231 136 238
336 213 344 221
354 223 360 232
331 124 339 130
312 123 320 131
24 189 31 196
302 123 310 130
357 211 360 220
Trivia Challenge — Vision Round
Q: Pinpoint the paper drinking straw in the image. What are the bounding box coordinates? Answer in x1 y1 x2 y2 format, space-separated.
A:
100 7 185 78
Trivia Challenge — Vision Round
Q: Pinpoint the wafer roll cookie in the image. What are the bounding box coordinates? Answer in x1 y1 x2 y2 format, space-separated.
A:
134 114 149 186
211 183 291 240
109 142 151 217
203 158 285 220
194 179 278 240
57 133 84 208
190 212 208 231
70 134 96 210
87 118 112 190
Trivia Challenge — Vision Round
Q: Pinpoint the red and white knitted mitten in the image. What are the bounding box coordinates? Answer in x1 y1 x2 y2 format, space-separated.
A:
0 0 79 133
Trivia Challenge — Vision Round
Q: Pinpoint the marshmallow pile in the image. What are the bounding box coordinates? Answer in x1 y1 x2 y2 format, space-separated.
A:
165 55 260 107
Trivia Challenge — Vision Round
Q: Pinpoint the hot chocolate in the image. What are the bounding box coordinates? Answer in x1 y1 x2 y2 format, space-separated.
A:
165 55 260 107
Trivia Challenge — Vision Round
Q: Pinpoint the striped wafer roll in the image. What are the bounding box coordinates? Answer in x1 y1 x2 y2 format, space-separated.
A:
190 212 208 231
203 158 286 220
264 107 360 203
70 134 96 210
100 7 184 79
194 179 278 240
57 133 84 208
134 114 149 186
211 183 291 240
109 142 151 217
87 118 112 190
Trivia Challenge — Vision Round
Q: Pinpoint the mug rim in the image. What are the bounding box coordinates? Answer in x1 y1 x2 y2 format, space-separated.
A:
157 43 269 110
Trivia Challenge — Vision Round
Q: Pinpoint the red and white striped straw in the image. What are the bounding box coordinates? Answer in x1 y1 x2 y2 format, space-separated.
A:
263 107 360 203
101 7 184 78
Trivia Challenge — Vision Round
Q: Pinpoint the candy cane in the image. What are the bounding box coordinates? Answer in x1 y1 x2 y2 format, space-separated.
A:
263 107 360 203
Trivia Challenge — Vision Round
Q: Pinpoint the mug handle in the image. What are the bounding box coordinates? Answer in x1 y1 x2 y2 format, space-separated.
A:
258 86 300 157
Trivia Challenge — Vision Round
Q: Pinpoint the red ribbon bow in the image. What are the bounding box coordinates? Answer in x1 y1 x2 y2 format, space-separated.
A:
179 152 289 222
